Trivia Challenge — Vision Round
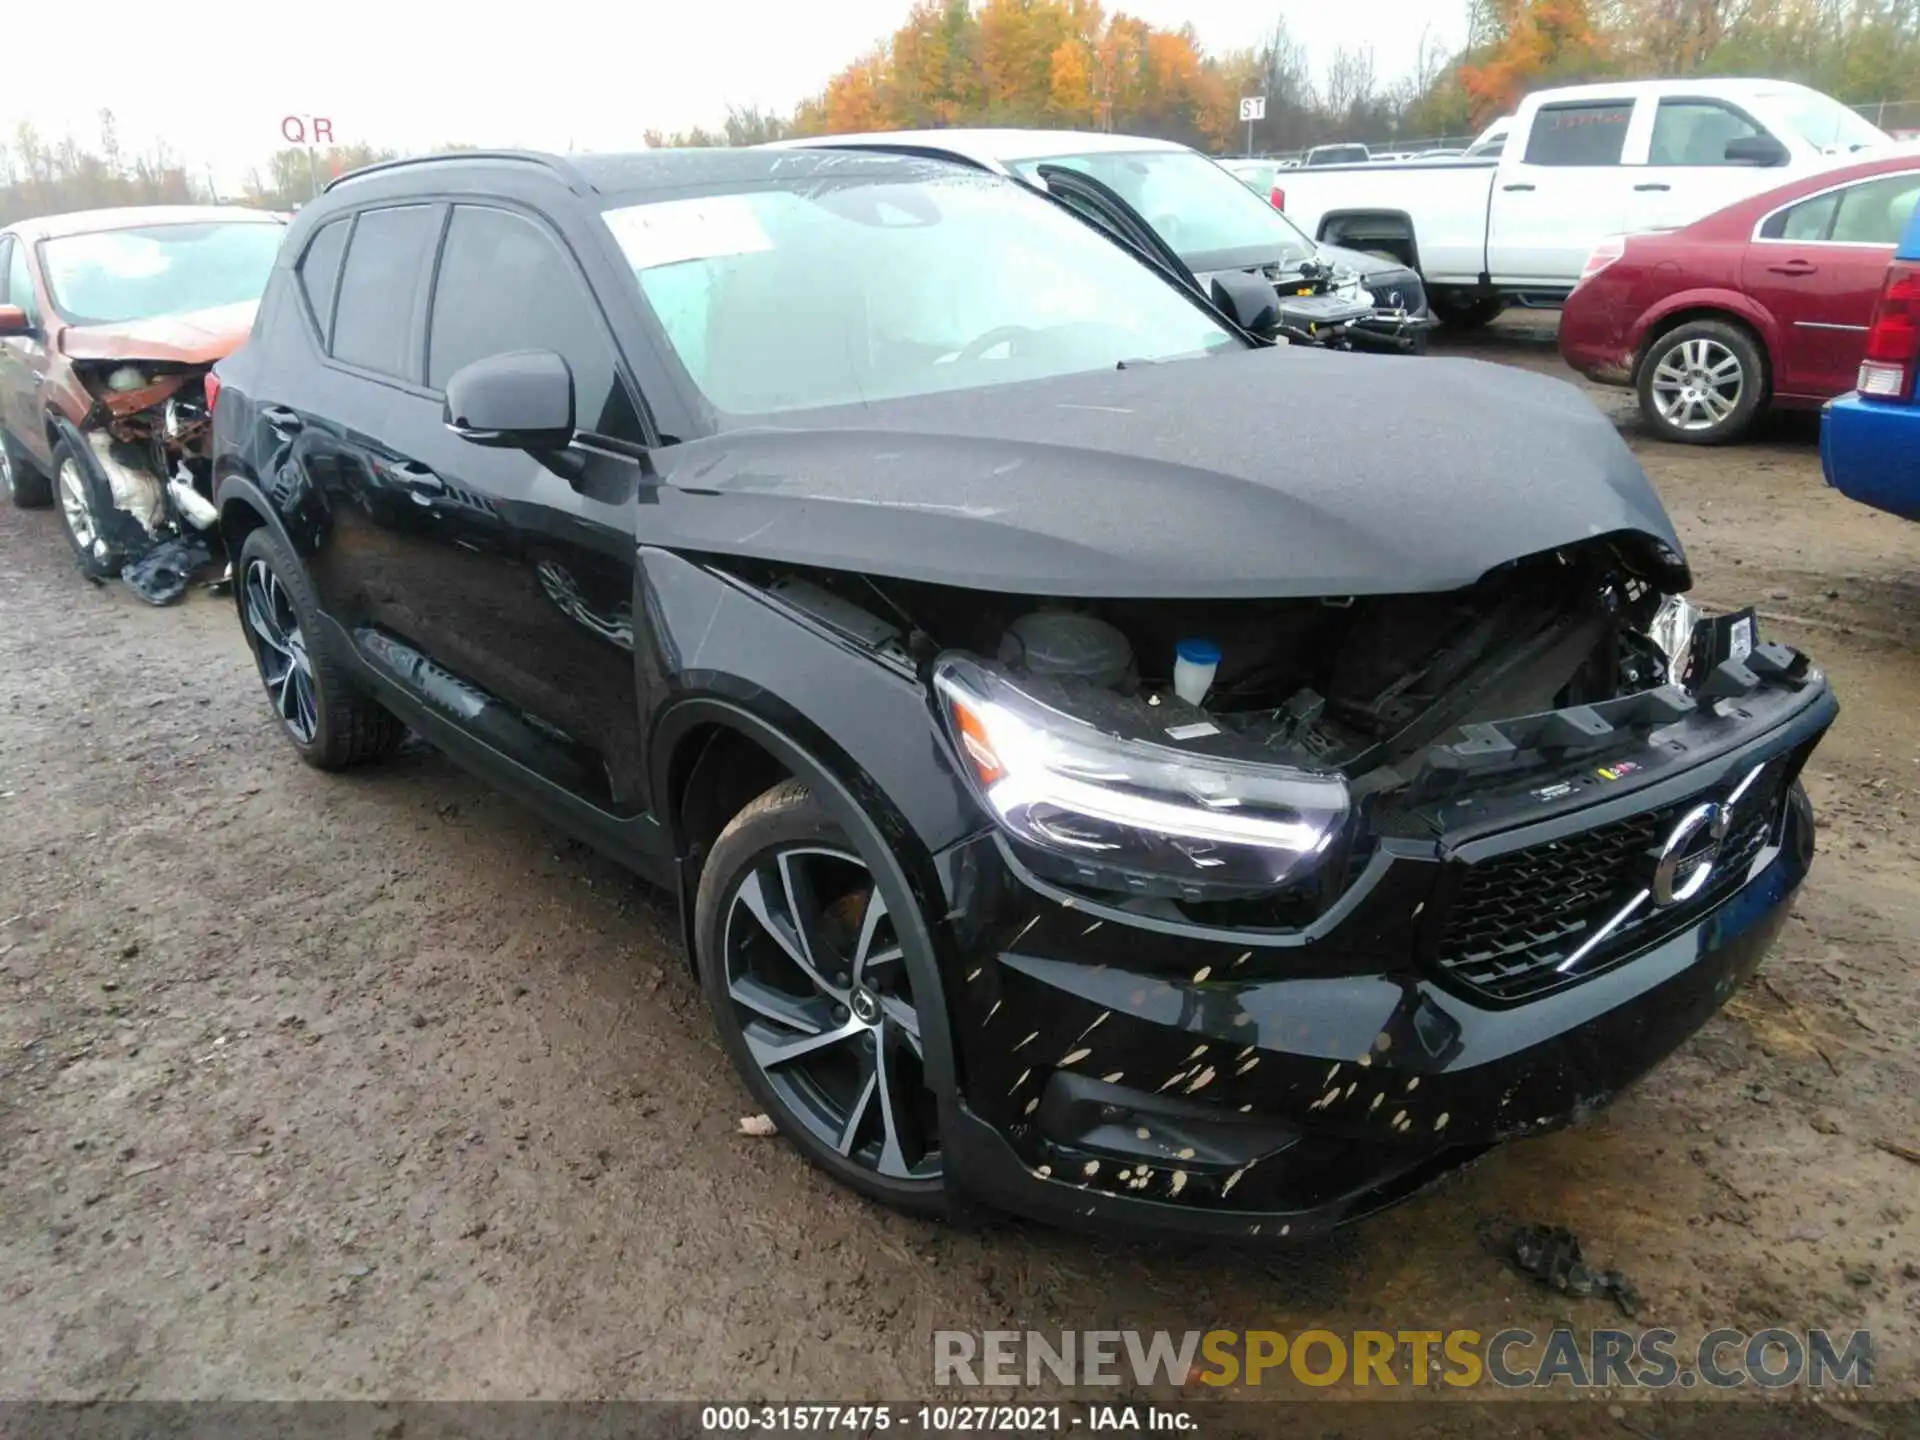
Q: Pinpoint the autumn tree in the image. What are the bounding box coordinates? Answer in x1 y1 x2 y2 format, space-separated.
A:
1460 0 1611 124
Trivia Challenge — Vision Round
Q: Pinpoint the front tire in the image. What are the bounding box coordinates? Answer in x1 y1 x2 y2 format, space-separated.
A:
0 429 51 508
1637 320 1767 445
694 780 947 1215
51 441 118 578
235 526 405 769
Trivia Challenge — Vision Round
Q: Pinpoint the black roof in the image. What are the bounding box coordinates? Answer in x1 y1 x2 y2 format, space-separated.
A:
326 147 965 201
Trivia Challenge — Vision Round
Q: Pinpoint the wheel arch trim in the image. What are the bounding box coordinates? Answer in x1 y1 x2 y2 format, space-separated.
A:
651 695 962 1104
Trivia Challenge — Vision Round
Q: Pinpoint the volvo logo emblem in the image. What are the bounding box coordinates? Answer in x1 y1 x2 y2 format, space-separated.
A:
1652 801 1729 907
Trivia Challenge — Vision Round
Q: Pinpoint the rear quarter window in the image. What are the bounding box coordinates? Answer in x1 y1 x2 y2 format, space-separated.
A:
297 218 349 343
330 205 441 380
1524 102 1632 166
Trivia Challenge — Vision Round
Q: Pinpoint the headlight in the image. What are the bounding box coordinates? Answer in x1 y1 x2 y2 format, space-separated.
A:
932 655 1350 898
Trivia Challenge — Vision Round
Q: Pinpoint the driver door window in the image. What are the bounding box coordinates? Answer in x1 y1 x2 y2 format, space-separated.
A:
428 205 642 442
8 241 39 325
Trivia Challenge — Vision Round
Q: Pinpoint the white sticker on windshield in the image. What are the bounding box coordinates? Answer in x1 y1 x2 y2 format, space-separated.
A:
1729 615 1754 660
605 194 774 272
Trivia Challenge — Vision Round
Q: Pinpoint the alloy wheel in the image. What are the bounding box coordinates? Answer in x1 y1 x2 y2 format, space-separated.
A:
1649 337 1744 433
58 459 97 552
243 558 320 744
722 845 941 1181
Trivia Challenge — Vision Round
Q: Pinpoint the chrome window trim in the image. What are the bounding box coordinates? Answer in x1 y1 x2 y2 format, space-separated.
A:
1751 166 1920 243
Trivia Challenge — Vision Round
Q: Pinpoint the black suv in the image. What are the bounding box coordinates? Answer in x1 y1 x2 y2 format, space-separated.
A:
212 149 1834 1240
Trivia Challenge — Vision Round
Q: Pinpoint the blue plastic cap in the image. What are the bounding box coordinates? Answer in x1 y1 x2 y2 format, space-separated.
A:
1176 638 1222 665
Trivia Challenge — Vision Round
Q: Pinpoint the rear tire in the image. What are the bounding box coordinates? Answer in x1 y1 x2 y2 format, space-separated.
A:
1635 319 1767 446
235 525 406 770
1433 291 1507 330
0 429 51 508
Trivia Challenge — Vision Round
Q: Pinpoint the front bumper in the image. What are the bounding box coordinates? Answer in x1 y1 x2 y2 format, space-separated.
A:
932 681 1832 1241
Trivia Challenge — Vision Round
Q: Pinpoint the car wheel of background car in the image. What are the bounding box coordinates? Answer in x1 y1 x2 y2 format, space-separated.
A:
51 441 120 579
1637 320 1766 446
235 526 406 769
1432 292 1507 330
695 779 947 1214
0 429 51 508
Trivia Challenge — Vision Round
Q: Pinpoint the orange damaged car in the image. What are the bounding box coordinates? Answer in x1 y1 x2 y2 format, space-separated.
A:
0 205 285 601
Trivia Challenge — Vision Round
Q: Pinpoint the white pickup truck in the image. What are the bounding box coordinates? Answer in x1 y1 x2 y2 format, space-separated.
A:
1277 78 1891 324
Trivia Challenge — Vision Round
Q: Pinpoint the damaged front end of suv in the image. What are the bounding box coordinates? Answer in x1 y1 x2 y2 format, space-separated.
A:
643 345 1834 1239
53 319 239 604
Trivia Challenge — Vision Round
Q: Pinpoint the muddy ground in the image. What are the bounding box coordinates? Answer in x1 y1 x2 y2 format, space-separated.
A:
1 317 1917 1428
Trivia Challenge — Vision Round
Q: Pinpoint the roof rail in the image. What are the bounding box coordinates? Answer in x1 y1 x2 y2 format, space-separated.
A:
323 149 593 196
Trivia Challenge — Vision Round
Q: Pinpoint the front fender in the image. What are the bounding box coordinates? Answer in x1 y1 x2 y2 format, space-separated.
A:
637 546 978 863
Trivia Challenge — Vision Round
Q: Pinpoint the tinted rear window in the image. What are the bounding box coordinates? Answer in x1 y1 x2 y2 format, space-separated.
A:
332 205 439 379
1524 102 1632 166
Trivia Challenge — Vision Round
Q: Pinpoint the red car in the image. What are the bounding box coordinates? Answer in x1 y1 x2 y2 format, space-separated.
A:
1560 152 1920 444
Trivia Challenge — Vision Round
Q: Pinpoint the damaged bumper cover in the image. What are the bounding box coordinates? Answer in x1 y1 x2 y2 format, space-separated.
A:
64 371 224 603
929 657 1834 1240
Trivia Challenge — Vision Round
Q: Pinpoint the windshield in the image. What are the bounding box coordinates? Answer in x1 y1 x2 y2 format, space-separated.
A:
40 221 284 326
1766 90 1888 153
609 172 1240 417
1008 149 1314 269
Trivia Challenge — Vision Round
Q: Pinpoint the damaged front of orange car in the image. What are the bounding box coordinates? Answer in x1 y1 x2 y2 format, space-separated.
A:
0 206 286 602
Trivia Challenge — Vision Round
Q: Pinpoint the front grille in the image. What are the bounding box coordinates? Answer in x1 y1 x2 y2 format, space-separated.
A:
1431 753 1797 1002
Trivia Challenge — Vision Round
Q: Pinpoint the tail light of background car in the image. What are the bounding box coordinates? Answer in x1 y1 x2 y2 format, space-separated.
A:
1575 235 1627 288
1857 260 1920 400
1270 186 1285 211
203 370 222 417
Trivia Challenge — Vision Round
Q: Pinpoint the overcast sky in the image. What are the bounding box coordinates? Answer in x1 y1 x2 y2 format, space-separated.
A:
3 0 1464 192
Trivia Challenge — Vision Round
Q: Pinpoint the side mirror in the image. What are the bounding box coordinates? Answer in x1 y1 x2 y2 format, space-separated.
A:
0 304 32 337
1209 271 1280 336
444 349 575 451
1725 134 1790 167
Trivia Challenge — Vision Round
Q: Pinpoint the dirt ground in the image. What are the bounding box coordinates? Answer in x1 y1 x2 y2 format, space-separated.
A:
2 315 1917 1424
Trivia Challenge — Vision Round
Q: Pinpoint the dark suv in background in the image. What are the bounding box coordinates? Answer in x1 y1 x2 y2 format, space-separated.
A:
212 148 1832 1240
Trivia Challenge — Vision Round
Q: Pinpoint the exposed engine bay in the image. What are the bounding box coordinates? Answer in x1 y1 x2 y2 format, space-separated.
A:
71 359 223 605
746 538 1702 786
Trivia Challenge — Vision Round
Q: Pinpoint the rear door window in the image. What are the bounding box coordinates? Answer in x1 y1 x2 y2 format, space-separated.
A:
297 218 349 343
1524 102 1632 166
1761 190 1842 241
1829 172 1920 245
331 205 440 380
426 204 642 441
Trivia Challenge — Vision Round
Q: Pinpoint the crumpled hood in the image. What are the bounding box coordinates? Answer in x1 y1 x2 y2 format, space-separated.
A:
649 346 1686 599
61 299 258 364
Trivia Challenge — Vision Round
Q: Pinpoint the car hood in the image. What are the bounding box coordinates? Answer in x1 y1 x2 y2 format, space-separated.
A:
60 299 258 364
648 347 1685 600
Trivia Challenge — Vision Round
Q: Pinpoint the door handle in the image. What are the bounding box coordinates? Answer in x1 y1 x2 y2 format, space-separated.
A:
260 405 304 434
1502 182 1535 192
1767 259 1817 276
1634 182 1671 191
388 460 445 497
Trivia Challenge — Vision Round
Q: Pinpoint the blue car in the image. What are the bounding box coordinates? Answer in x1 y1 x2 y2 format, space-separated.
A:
1821 205 1920 520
